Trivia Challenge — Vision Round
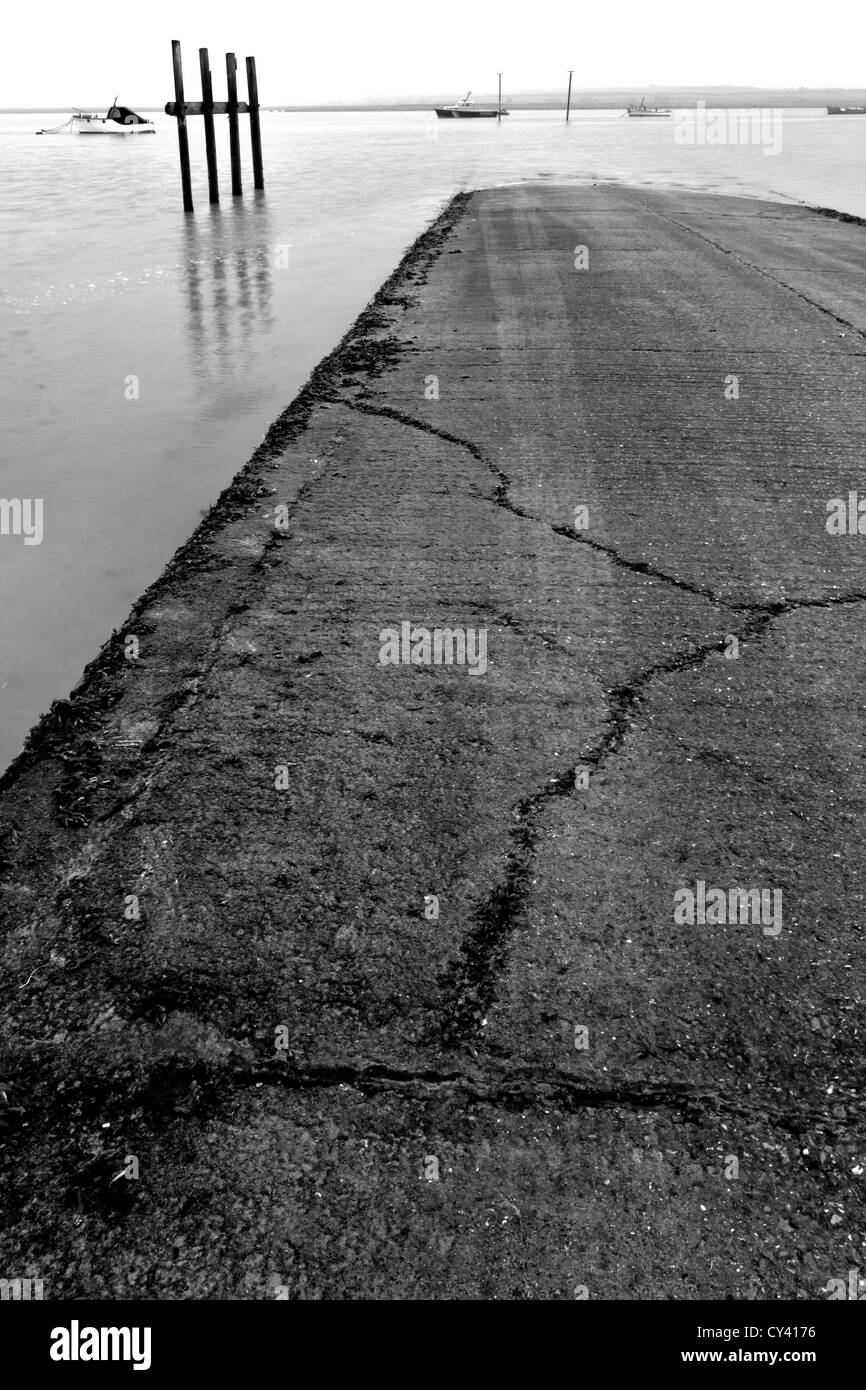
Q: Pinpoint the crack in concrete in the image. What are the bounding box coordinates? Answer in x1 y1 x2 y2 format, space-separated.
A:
551 522 733 606
350 399 866 615
437 624 751 1048
441 606 861 1049
350 398 513 505
442 596 866 1049
240 1057 715 1117
7 1046 850 1197
222 1057 853 1132
346 400 866 1049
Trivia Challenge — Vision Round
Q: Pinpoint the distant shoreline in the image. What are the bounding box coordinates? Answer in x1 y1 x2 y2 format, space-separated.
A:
5 88 866 114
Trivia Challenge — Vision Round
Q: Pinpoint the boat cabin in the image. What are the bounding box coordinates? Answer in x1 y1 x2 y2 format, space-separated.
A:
105 105 150 125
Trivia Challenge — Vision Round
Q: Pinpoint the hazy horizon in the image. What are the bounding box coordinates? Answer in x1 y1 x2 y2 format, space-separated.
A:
5 84 865 115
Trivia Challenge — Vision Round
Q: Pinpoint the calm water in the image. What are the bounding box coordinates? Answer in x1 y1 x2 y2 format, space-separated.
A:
1 107 864 770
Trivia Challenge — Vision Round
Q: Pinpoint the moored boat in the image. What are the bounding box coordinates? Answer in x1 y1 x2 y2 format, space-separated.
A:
627 97 671 118
74 102 155 134
435 91 508 118
38 101 155 135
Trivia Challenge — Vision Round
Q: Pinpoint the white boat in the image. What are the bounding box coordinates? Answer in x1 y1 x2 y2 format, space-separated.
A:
74 102 155 134
38 101 155 135
626 97 671 118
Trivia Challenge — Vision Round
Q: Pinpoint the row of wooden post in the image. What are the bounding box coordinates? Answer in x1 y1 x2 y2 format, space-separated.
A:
167 49 578 209
167 40 264 212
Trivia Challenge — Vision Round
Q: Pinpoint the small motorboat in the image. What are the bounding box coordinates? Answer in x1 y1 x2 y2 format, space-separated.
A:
74 101 155 134
827 104 866 115
627 97 671 118
435 92 508 118
38 101 155 135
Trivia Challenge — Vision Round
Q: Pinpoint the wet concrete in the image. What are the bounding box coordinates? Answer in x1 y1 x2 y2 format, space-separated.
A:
1 185 864 1299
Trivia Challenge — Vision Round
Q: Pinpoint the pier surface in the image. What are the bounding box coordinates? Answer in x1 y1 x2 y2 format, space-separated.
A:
1 185 864 1299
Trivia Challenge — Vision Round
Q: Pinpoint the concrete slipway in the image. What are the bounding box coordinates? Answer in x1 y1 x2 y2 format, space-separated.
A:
0 185 864 1299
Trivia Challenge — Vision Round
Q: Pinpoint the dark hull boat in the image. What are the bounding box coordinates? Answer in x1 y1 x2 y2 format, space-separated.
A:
827 104 866 115
435 91 508 118
435 108 503 118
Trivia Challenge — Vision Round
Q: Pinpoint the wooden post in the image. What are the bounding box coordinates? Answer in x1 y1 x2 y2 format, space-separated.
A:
246 56 264 190
226 52 243 196
166 40 263 211
566 70 573 122
199 48 219 204
171 40 194 212
498 72 502 122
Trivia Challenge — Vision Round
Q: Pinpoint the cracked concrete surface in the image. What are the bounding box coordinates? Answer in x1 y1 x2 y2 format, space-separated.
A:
0 185 864 1299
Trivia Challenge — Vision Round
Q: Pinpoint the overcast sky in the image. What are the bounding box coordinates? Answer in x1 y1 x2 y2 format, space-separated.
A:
2 0 860 106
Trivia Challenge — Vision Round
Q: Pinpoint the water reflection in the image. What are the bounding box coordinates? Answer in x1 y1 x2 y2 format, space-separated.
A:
179 196 275 389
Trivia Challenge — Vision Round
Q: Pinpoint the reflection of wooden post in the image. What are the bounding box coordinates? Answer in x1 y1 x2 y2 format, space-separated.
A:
199 49 219 204
566 70 573 122
226 53 243 195
246 56 264 190
171 40 194 212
